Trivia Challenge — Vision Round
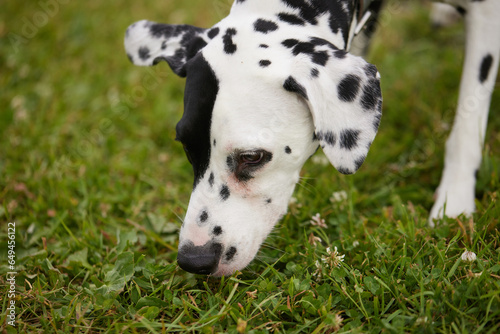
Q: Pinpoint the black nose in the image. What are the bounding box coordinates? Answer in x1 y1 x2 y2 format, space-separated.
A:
177 241 222 275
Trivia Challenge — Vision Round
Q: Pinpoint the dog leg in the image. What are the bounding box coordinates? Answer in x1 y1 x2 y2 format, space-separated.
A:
430 1 500 224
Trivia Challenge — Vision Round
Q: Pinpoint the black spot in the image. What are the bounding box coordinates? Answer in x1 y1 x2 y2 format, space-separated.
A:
311 68 319 78
282 39 329 66
220 185 230 201
213 139 216 147
337 166 353 175
259 44 269 48
283 76 308 99
208 27 220 39
354 155 366 170
282 0 354 43
148 23 172 38
285 146 292 154
316 131 336 146
282 39 299 48
208 172 214 187
479 54 493 83
145 23 207 76
360 79 381 111
225 247 237 261
311 51 329 66
161 41 167 50
149 22 201 40
259 60 271 67
213 226 223 236
199 210 209 223
266 198 272 204
338 75 361 102
223 28 237 54
277 13 306 25
340 129 361 150
254 19 279 33
364 64 378 78
138 47 151 60
281 0 320 25
334 50 347 59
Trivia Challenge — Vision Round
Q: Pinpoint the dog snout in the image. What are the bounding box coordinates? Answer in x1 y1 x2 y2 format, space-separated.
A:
177 241 222 275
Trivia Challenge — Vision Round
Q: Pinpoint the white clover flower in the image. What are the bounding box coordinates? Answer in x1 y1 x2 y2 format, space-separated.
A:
322 246 345 268
461 250 477 262
331 312 344 331
353 240 359 247
330 190 348 203
313 260 323 278
310 213 327 228
308 233 322 246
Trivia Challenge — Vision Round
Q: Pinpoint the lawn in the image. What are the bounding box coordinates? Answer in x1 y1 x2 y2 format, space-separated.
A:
1 0 499 333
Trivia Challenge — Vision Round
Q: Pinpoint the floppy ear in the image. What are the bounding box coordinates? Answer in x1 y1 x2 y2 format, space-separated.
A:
284 44 382 175
124 20 213 77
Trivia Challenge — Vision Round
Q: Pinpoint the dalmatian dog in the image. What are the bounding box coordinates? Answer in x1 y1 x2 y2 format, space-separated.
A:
124 0 499 276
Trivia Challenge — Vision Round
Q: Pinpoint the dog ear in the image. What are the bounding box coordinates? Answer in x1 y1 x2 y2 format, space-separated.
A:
124 20 211 77
284 46 382 175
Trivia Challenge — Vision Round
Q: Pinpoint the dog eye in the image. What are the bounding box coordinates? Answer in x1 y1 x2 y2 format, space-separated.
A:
240 151 264 164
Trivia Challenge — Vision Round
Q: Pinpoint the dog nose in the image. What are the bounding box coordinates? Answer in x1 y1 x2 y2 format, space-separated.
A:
177 241 222 275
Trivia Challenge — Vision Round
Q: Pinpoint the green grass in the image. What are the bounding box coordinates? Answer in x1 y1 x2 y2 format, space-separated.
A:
1 0 499 332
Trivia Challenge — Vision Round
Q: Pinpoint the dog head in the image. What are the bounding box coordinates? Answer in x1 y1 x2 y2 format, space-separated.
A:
124 10 382 276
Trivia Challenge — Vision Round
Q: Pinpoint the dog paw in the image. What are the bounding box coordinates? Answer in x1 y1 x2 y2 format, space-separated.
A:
429 176 476 226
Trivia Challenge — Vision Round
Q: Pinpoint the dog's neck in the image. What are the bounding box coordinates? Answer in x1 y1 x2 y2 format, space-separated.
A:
227 0 358 50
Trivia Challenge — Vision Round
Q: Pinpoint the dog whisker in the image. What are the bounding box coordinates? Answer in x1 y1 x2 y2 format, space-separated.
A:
260 242 286 254
296 177 318 194
172 211 185 226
